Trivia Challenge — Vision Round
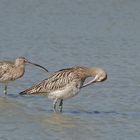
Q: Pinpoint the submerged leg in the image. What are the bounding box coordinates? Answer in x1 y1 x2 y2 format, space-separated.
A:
59 99 63 112
53 98 58 112
4 84 8 95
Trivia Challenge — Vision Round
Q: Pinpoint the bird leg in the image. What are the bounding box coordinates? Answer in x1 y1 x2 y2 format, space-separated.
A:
53 98 58 112
4 84 8 95
59 99 63 112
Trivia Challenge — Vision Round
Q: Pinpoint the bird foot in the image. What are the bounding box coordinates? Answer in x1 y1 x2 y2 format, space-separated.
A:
59 106 63 112
4 90 7 95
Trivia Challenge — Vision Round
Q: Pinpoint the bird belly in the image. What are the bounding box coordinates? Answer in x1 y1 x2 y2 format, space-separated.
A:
48 83 80 100
0 74 12 83
0 70 23 83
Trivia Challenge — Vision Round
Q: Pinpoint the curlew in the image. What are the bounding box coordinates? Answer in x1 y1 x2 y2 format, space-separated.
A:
0 57 48 95
19 66 107 112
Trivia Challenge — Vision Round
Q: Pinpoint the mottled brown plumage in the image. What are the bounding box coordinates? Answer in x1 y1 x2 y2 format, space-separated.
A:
0 57 48 95
19 66 107 112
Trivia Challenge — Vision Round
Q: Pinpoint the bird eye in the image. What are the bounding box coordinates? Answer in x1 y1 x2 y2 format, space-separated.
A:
24 59 27 63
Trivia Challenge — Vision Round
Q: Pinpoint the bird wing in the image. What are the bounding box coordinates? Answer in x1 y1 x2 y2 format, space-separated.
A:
19 67 80 95
0 61 13 79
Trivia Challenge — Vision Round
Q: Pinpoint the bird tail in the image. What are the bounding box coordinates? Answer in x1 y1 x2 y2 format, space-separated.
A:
19 89 32 95
19 91 27 95
19 87 38 95
19 81 46 96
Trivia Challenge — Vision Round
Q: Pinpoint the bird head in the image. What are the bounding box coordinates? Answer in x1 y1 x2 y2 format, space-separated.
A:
82 67 107 88
94 68 107 82
15 57 48 72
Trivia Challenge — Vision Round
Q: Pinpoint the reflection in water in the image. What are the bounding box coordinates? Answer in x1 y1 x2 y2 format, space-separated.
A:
0 96 80 128
0 97 19 109
35 113 81 128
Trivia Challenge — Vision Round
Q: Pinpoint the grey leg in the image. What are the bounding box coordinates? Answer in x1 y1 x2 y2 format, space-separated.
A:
59 99 63 112
4 84 8 95
53 98 58 112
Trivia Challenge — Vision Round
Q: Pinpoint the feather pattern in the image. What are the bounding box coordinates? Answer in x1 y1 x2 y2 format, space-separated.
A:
0 61 24 82
19 66 86 95
0 57 48 95
19 66 107 97
19 66 107 112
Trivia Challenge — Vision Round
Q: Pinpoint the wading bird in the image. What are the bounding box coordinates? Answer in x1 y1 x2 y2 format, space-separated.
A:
0 57 48 95
19 66 107 112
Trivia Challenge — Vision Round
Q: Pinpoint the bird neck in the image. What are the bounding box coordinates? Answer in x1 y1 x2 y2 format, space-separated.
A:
79 67 99 89
86 67 98 77
15 61 25 67
15 65 25 75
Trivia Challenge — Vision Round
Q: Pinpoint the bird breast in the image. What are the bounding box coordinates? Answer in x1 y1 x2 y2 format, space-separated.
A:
48 82 81 100
6 67 25 81
12 67 25 79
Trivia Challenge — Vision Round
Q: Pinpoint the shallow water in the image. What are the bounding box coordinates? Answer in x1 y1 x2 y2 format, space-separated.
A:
0 0 140 140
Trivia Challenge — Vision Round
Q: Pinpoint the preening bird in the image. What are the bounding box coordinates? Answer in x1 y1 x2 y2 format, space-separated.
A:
0 57 48 95
19 66 107 112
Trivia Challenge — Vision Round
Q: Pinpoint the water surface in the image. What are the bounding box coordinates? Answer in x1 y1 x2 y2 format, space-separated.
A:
0 0 140 140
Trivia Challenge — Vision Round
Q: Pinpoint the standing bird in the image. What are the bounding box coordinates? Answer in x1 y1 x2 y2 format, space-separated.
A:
19 66 107 112
0 57 48 95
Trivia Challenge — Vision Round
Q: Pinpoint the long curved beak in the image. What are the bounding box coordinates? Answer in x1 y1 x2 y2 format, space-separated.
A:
81 75 98 88
27 61 48 72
